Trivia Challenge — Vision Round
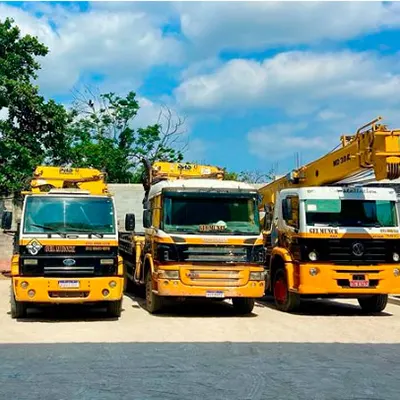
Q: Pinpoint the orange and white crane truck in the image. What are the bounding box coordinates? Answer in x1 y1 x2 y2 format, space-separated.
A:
1 166 124 318
259 117 400 313
118 160 265 314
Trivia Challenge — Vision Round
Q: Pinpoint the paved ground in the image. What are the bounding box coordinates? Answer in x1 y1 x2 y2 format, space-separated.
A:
0 280 399 399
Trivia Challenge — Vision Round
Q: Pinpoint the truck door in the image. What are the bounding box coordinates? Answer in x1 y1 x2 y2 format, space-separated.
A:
279 193 300 250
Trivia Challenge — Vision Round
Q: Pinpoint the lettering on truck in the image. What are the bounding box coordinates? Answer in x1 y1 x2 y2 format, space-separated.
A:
309 228 339 234
333 153 351 167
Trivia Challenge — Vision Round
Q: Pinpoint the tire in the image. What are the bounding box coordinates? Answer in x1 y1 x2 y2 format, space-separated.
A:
232 297 255 315
145 271 164 314
10 286 27 319
358 294 388 313
106 299 123 318
273 268 300 312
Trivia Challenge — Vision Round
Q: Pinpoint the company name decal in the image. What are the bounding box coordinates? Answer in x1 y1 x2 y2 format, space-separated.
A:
45 245 76 253
309 228 339 234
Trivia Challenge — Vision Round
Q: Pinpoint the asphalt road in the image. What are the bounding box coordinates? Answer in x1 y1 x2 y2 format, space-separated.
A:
0 280 399 400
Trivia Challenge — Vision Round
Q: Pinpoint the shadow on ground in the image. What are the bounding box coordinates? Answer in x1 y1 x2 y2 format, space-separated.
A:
257 295 393 317
0 342 399 400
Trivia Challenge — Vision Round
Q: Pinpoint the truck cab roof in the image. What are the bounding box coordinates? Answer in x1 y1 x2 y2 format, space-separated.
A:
148 179 258 199
278 186 398 201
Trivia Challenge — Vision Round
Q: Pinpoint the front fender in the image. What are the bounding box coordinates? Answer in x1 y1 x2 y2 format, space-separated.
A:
270 247 296 290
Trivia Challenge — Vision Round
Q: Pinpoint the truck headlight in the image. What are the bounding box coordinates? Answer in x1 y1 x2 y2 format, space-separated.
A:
159 270 179 279
100 259 114 265
250 271 265 281
308 251 318 261
157 244 178 262
393 252 399 262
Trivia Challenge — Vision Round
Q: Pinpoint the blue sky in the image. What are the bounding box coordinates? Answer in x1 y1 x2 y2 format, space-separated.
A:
2 1 400 176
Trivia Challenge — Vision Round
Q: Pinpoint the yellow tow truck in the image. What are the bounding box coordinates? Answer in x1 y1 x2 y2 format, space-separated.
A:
1 166 124 318
119 160 265 314
259 117 400 313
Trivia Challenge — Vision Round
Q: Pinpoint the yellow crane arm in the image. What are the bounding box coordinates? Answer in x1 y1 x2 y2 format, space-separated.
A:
259 117 400 208
25 166 109 195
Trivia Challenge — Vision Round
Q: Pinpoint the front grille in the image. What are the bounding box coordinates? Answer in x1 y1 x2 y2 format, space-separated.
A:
327 239 387 265
20 256 117 277
182 246 247 263
298 238 399 265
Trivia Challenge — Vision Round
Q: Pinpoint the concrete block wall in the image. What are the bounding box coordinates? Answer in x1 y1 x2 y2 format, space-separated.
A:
108 184 145 233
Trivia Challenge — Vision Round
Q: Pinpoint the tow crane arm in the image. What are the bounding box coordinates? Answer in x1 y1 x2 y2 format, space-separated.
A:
260 116 400 208
26 166 108 195
141 160 225 201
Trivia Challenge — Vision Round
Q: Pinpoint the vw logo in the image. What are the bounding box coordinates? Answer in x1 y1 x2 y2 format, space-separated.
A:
352 242 364 257
63 258 76 266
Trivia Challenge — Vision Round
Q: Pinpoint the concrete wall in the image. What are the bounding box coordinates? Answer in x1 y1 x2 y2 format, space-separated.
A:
108 184 145 232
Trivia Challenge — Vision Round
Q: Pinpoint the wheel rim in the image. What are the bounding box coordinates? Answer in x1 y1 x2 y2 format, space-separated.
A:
274 278 287 304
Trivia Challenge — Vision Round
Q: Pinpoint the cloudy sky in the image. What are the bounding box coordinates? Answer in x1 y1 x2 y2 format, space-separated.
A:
1 1 400 174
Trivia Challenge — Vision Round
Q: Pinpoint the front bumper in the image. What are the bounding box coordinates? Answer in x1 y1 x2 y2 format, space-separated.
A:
12 277 124 303
291 263 400 295
156 279 265 298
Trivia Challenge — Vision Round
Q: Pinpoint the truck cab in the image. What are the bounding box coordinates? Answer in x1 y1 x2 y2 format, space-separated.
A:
2 166 124 319
264 185 400 312
119 161 266 314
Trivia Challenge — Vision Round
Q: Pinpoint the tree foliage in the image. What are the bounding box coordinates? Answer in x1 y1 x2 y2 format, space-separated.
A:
0 17 70 195
67 87 187 183
223 168 275 184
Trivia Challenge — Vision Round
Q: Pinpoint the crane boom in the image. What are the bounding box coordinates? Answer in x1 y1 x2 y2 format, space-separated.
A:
260 117 400 208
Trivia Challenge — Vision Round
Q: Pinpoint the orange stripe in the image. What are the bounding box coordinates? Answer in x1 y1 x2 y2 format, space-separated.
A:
20 239 118 246
297 233 400 239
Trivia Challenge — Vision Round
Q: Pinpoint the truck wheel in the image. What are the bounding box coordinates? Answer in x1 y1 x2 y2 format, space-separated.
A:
145 271 164 314
273 268 300 312
358 295 388 313
106 299 123 318
232 298 255 315
10 286 27 319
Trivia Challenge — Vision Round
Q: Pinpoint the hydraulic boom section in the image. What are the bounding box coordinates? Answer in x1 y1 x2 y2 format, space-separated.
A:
260 117 400 208
28 166 109 195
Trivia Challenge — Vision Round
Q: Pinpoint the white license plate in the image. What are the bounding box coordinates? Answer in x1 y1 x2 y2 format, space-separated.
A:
350 280 369 288
58 280 80 289
206 291 225 298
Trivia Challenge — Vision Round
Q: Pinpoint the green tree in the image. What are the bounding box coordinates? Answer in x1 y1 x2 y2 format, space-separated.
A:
223 169 275 183
0 17 71 195
67 87 187 182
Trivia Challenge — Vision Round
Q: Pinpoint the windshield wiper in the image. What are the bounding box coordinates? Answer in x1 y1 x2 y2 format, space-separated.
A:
175 227 197 234
30 223 66 238
230 230 258 235
70 228 104 238
365 223 383 228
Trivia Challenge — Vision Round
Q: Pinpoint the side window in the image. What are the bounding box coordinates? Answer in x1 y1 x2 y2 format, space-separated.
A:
282 195 299 229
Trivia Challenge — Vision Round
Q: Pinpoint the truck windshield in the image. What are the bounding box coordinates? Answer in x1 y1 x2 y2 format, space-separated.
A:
23 196 115 234
162 193 260 235
305 199 397 227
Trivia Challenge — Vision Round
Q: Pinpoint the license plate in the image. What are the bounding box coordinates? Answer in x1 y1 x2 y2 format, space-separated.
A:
58 280 80 289
206 291 225 298
350 280 369 288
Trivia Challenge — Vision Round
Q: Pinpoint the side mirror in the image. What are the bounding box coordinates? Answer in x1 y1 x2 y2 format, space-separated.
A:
1 211 12 230
125 213 135 232
142 210 151 228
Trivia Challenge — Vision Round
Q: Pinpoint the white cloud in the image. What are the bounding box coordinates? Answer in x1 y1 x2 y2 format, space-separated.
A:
177 2 400 56
247 122 330 161
175 51 400 116
0 3 184 96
